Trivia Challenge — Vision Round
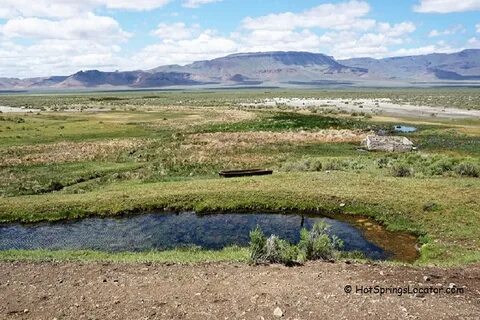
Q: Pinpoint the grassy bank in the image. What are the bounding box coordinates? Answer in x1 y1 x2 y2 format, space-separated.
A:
0 247 249 264
1 172 479 266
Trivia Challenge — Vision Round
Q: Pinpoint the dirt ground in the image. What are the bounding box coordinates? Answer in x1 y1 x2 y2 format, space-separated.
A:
1 262 479 320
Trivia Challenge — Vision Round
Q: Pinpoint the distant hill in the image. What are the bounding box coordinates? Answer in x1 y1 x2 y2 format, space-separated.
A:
339 49 480 81
150 51 368 84
1 49 479 89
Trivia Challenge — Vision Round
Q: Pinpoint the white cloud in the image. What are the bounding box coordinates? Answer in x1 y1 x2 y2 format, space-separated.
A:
476 23 480 33
237 20 416 59
151 22 200 40
377 22 416 37
134 14 418 68
0 0 171 18
428 24 465 37
0 0 469 78
130 31 238 69
242 1 375 31
392 42 457 56
100 0 172 11
182 0 222 8
468 37 480 47
0 0 91 19
414 0 480 13
320 30 401 59
233 1 417 60
0 39 123 77
1 14 130 43
236 29 327 53
131 2 419 68
0 2 133 77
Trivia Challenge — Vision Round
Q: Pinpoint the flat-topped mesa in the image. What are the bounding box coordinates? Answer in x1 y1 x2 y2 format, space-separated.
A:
1 49 479 89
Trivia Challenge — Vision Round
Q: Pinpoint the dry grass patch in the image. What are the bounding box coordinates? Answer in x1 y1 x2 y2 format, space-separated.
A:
144 107 256 130
188 129 367 151
0 139 146 166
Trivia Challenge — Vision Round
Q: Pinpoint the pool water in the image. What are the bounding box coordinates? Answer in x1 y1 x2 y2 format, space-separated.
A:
394 125 417 133
0 211 419 262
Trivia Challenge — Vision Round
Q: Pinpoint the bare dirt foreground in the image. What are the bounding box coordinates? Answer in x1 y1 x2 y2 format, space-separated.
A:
1 262 479 320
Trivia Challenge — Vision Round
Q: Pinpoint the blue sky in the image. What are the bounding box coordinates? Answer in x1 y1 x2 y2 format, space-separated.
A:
0 0 479 77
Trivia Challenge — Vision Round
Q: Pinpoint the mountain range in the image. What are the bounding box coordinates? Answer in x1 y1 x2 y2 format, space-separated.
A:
1 49 480 90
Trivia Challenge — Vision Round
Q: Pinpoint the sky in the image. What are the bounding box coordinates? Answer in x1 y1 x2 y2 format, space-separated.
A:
0 0 479 78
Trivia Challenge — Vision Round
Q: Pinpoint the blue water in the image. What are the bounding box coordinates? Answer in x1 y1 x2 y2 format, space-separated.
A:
394 125 417 133
0 212 391 260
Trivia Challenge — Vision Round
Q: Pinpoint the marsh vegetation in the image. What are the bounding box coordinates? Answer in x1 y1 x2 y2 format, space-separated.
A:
0 89 479 265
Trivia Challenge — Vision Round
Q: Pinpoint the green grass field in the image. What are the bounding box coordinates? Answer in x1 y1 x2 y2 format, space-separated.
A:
0 89 479 266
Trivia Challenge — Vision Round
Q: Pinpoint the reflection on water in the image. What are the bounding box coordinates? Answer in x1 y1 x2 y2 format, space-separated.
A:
0 212 418 262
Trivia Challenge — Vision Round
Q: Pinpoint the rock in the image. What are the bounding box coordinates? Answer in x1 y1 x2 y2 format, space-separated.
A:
273 307 283 318
23 309 29 314
423 276 431 282
448 283 456 289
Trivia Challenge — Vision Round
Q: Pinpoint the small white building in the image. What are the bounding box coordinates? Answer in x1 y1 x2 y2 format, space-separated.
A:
362 135 414 152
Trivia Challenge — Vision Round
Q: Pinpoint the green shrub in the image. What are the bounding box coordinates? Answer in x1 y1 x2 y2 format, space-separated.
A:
454 162 480 177
375 156 391 169
298 221 343 261
265 235 299 266
324 159 347 171
249 222 346 266
390 163 412 177
47 180 65 192
249 226 266 263
377 154 478 177
264 235 282 262
427 157 457 176
282 158 322 172
249 227 299 266
309 159 323 171
422 202 440 212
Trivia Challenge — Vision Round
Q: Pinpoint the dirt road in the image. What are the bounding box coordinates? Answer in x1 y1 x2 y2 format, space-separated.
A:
1 262 479 319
